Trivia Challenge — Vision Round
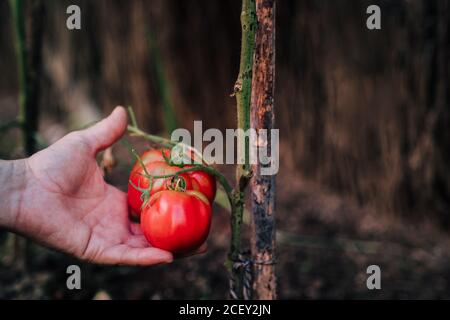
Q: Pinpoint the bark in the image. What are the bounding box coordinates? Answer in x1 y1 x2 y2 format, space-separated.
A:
250 0 276 300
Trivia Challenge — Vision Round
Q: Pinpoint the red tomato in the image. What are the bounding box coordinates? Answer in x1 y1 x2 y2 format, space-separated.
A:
185 169 216 204
127 149 216 216
128 160 191 216
130 148 170 173
141 190 212 254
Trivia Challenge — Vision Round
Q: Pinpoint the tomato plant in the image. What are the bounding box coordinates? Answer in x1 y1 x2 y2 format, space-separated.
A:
127 148 216 216
141 190 212 254
127 105 255 299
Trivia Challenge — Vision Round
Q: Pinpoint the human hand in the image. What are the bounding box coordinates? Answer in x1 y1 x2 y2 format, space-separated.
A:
6 106 175 265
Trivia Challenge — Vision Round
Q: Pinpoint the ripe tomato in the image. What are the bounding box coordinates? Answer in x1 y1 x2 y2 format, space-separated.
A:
185 169 216 205
127 149 216 216
141 190 212 254
129 148 170 173
128 158 190 216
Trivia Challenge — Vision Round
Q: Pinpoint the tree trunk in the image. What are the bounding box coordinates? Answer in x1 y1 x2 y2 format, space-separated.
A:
250 0 277 300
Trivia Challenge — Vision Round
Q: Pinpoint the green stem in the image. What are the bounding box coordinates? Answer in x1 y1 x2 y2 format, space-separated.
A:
229 0 256 299
9 0 46 271
127 124 174 148
9 0 44 156
127 107 172 147
133 160 234 210
128 106 139 128
8 0 28 271
148 32 178 135
9 0 27 126
235 0 256 177
127 107 208 165
142 165 233 195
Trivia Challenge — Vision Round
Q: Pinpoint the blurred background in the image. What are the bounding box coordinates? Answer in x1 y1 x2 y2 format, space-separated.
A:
1 0 450 299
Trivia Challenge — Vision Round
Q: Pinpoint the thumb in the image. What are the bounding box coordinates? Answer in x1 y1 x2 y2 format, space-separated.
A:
81 106 128 153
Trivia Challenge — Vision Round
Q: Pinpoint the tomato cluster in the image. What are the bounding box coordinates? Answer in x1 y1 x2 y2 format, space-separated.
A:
127 148 216 254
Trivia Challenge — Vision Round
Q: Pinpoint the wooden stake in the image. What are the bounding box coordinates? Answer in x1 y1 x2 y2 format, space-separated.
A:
250 0 277 300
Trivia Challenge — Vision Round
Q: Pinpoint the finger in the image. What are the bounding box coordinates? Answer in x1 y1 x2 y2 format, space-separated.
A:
195 243 208 254
101 244 173 266
82 106 128 153
175 243 208 259
130 222 143 235
126 235 149 247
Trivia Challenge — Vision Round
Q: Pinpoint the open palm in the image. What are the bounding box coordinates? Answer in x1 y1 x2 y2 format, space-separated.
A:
15 107 173 265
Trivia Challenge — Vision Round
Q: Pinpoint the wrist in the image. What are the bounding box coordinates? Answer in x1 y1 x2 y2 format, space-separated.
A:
0 159 28 230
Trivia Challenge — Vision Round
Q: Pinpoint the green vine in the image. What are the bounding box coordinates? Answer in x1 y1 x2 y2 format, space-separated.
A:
230 0 256 299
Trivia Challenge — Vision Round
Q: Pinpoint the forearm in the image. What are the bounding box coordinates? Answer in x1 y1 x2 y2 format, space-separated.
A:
0 159 27 230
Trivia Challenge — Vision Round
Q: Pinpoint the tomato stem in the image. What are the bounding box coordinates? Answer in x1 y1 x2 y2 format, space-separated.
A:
138 165 234 205
127 109 207 165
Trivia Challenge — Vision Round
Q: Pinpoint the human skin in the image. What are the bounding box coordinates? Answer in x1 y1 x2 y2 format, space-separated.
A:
0 106 204 266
